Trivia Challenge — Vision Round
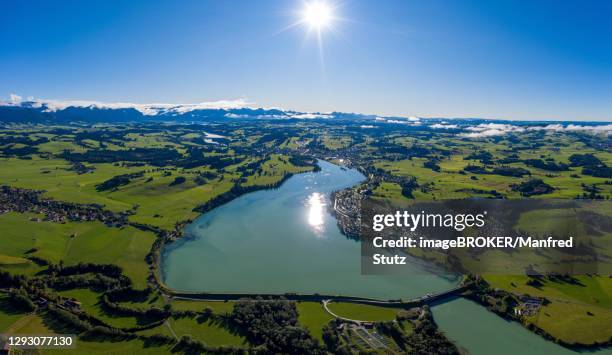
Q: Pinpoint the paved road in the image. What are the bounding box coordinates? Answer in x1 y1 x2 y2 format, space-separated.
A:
322 300 364 324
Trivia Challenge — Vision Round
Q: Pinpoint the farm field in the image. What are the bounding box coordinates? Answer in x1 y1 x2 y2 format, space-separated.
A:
166 316 246 347
0 212 154 288
297 302 334 341
0 119 610 353
326 302 400 322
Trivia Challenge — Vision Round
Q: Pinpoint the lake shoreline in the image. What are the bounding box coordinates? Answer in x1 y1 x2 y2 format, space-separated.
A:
159 160 458 300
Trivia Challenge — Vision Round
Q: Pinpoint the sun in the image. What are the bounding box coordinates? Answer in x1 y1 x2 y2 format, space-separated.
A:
302 1 333 30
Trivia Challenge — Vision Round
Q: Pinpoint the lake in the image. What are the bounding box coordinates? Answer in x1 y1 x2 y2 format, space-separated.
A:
161 160 599 354
161 160 456 299
433 298 610 354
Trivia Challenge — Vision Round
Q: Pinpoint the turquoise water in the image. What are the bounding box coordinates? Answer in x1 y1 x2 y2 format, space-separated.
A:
161 160 456 299
432 298 611 355
161 160 608 354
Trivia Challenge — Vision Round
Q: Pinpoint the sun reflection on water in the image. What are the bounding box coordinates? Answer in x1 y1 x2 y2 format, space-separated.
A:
307 192 326 234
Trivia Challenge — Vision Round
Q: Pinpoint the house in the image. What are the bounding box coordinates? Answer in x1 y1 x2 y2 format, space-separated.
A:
62 298 82 310
34 297 48 308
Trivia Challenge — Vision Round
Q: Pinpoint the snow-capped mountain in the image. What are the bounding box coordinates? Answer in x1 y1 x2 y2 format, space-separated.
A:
0 95 370 123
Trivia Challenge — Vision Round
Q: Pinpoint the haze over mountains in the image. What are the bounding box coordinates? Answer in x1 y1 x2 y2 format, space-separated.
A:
0 96 610 138
0 95 367 123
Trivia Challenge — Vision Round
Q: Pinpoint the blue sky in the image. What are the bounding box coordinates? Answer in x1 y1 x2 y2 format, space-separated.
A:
1 0 611 121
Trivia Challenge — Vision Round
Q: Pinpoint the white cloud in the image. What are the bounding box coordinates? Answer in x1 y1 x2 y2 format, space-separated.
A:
224 113 248 119
533 123 612 135
360 125 375 129
290 112 332 119
430 123 458 129
9 93 22 103
460 123 525 138
1 95 253 116
204 132 225 139
461 123 612 138
374 116 421 125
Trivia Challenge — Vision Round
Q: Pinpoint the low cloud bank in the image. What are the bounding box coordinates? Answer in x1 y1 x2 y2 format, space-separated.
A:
460 123 612 138
430 123 459 129
376 116 422 125
2 94 252 115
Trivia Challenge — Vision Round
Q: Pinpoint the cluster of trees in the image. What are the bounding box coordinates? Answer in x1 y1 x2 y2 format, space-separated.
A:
463 164 489 175
176 152 241 169
400 177 419 199
321 320 343 353
523 158 569 172
169 176 186 186
491 166 531 177
49 273 124 292
46 304 163 342
465 151 493 164
48 304 96 332
2 266 181 345
0 270 26 288
51 262 125 279
463 164 531 177
0 145 39 157
0 135 48 157
100 293 169 326
7 288 35 311
423 159 441 172
498 154 521 164
96 172 144 191
105 286 151 303
63 148 182 166
0 135 48 146
512 179 554 197
41 262 131 291
580 183 606 199
569 154 612 178
288 155 318 168
406 306 460 355
194 170 219 185
230 298 323 354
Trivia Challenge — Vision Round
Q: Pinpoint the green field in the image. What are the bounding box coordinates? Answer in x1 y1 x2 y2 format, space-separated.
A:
297 302 334 341
0 157 238 229
167 316 246 347
326 302 400 322
242 154 313 186
170 299 235 315
58 288 142 329
1 121 611 351
0 294 26 332
0 212 154 288
3 312 173 355
485 275 612 344
526 301 612 345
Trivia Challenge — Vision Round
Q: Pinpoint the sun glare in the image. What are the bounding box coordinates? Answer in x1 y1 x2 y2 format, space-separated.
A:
303 1 333 30
276 0 340 65
307 192 326 234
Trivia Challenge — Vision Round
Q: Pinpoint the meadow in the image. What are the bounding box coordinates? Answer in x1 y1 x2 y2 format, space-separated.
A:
0 212 154 288
484 274 612 342
0 121 610 352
